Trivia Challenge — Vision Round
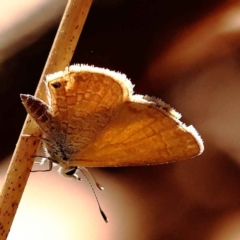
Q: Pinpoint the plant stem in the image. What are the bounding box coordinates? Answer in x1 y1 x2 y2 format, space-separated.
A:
0 0 92 239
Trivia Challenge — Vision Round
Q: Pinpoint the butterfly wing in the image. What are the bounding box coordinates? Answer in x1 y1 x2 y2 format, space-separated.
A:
71 99 203 167
45 65 203 167
46 65 134 149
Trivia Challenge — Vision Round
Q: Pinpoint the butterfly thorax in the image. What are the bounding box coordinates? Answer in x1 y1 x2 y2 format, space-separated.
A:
42 133 79 166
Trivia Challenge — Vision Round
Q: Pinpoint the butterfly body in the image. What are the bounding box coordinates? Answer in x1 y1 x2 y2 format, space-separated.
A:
21 64 204 172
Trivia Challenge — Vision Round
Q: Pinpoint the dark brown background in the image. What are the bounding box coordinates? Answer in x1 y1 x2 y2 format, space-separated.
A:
1 0 240 239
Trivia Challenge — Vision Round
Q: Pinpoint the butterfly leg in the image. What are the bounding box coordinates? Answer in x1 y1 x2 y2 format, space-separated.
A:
21 134 56 173
31 156 53 172
21 134 50 143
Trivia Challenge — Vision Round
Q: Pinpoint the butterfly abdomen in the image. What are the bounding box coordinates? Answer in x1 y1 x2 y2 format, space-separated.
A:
21 94 50 122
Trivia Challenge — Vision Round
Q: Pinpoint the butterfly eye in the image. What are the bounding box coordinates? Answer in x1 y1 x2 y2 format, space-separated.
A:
51 82 61 89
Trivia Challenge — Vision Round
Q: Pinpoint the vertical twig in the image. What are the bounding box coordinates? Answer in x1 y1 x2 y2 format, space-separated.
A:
0 0 92 239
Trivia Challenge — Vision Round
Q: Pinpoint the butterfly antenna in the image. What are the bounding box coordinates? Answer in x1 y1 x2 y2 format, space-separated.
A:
79 169 108 223
79 167 104 190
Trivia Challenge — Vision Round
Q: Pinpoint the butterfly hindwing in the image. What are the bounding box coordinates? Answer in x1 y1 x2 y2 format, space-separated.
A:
71 100 203 167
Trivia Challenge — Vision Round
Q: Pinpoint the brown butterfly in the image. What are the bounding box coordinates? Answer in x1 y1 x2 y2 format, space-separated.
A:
21 65 203 221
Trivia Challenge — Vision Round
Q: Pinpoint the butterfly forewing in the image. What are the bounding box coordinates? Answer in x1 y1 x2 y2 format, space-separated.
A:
46 68 133 150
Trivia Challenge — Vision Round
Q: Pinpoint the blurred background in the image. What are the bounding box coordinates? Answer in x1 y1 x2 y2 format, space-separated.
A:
1 0 240 239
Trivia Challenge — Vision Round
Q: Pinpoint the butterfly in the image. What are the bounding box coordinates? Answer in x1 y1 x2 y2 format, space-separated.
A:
21 64 203 173
21 65 203 221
